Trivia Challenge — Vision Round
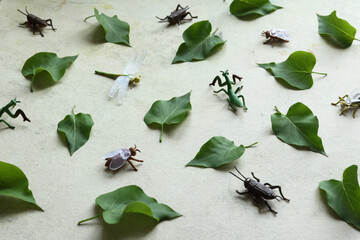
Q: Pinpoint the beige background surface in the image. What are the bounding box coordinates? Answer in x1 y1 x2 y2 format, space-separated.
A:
1 0 360 239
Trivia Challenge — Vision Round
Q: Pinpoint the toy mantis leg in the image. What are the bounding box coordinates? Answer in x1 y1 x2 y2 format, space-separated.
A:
4 109 31 122
237 95 247 110
232 74 242 84
209 76 227 87
0 120 15 129
234 86 243 94
213 88 228 94
227 98 237 111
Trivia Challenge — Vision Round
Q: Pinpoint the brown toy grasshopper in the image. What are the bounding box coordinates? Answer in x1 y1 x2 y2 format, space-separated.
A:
18 7 56 37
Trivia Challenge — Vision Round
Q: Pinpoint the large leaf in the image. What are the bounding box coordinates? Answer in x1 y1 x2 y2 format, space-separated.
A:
144 91 192 142
230 0 282 18
85 8 130 46
21 52 78 92
319 165 360 230
271 102 327 156
0 161 42 210
186 136 257 168
57 107 94 156
317 11 360 48
78 185 181 225
172 21 225 64
257 51 327 90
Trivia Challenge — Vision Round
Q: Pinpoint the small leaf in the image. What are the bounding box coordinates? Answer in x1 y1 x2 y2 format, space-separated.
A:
144 91 192 142
271 103 327 156
319 165 360 230
0 161 42 210
230 0 282 18
78 185 181 225
86 8 130 46
57 106 94 155
257 51 327 90
186 136 257 168
317 11 360 48
21 52 78 92
172 21 225 64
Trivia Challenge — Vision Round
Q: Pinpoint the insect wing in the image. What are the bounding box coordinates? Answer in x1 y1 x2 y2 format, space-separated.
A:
349 88 360 104
117 77 131 103
270 29 290 41
124 51 147 75
108 154 127 170
109 75 129 98
102 149 124 159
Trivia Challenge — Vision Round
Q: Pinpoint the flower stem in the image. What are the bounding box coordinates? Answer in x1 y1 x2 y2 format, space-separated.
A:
244 142 258 148
77 213 102 225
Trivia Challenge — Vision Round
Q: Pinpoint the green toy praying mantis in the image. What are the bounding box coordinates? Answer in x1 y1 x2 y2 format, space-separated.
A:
209 70 247 111
0 98 30 129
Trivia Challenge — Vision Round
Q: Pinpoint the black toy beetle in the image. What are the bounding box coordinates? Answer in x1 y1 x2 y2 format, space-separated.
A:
156 4 197 25
230 167 289 214
17 7 56 37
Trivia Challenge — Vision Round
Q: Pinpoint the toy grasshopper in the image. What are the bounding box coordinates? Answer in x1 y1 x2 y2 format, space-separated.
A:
0 98 30 129
209 70 247 111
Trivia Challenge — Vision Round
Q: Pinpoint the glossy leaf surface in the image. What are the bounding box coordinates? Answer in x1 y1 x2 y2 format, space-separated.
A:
271 102 327 156
172 21 225 64
21 52 78 92
317 11 359 48
0 161 42 210
230 0 282 18
186 136 257 168
87 8 130 46
257 51 326 90
319 165 360 230
144 91 192 142
78 185 181 225
57 107 94 155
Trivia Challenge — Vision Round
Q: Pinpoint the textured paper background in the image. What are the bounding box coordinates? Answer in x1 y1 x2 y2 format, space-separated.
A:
0 0 360 239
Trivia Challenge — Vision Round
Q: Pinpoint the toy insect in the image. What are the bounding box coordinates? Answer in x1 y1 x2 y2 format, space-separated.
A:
95 52 146 104
102 145 143 172
0 98 30 129
230 167 289 215
262 29 290 46
209 70 247 111
156 4 197 25
17 7 56 37
332 88 360 118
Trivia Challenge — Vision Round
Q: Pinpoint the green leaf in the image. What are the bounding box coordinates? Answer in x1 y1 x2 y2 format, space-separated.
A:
0 161 42 210
257 51 327 90
21 52 78 92
230 0 282 18
271 102 327 156
317 11 360 48
57 106 94 156
172 21 225 64
85 8 130 46
78 185 181 225
144 91 192 142
319 165 360 230
186 136 257 168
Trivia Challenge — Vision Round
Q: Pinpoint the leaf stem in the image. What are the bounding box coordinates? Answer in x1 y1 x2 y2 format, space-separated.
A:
311 71 327 76
84 15 95 22
354 38 360 42
160 125 163 143
95 70 128 80
77 213 102 225
212 27 219 35
30 75 35 92
274 106 281 114
244 142 258 148
72 105 77 115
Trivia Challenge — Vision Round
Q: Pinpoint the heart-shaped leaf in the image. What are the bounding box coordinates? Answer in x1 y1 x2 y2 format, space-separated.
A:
319 165 360 230
144 91 192 142
57 106 94 156
21 52 78 92
271 102 327 156
78 185 181 225
172 21 225 64
257 51 327 90
317 11 360 48
186 136 257 168
230 0 282 18
85 8 130 46
0 161 42 210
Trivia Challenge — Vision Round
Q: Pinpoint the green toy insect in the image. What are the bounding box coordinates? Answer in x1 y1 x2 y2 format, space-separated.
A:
0 98 30 129
209 70 247 111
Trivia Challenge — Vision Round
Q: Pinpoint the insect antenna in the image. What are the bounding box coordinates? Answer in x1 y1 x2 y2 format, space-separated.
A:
25 7 30 15
17 9 28 16
234 167 247 180
229 170 244 182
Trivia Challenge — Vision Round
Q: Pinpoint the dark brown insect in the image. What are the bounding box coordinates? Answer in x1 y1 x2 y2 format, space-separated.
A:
230 167 289 215
102 145 143 172
262 29 290 46
17 7 56 37
156 4 197 25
